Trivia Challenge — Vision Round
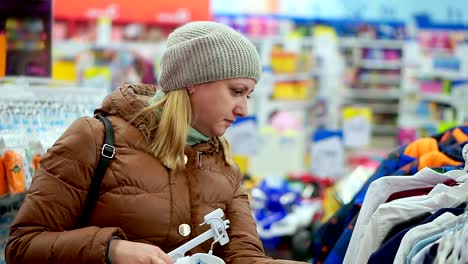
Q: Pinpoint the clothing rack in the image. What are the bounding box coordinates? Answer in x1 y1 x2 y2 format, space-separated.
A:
0 76 107 101
0 76 107 133
311 126 468 264
0 76 110 263
0 76 108 197
434 144 468 263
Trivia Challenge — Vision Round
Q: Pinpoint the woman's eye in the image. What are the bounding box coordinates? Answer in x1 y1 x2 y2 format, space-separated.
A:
232 89 243 95
231 88 251 99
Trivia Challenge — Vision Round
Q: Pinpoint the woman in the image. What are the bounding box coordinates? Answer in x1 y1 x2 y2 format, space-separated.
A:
6 22 307 264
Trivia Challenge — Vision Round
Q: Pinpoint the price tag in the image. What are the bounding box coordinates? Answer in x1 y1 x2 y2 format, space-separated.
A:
96 16 112 46
343 107 372 148
403 40 421 66
452 84 468 124
82 66 112 91
310 131 344 178
224 117 258 156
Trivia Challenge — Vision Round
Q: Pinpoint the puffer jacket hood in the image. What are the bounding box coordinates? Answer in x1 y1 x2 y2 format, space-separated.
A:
95 83 155 140
96 84 155 121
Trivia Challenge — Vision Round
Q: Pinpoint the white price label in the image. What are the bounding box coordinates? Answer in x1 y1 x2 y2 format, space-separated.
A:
343 115 371 148
310 136 344 178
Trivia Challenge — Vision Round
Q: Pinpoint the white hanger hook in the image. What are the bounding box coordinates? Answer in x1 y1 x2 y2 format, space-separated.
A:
463 143 468 172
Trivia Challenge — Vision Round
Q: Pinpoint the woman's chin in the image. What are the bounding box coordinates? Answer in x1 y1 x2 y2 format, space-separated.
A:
212 128 227 137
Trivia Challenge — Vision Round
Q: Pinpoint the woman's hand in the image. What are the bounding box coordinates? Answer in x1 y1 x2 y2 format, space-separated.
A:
109 239 174 264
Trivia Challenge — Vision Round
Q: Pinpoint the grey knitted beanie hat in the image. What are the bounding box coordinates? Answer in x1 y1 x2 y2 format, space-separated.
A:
158 21 261 92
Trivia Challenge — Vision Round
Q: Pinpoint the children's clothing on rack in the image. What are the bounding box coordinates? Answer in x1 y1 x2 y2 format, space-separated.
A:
0 78 106 264
311 126 468 264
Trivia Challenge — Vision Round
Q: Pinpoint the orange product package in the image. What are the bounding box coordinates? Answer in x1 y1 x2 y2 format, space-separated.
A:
3 150 26 194
0 156 9 196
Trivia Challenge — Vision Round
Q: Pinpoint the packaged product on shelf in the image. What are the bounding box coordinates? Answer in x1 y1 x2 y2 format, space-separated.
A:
0 155 9 196
0 133 37 193
28 140 44 173
2 150 26 194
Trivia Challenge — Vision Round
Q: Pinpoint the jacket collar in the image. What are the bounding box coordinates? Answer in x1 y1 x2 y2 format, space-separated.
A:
187 137 220 154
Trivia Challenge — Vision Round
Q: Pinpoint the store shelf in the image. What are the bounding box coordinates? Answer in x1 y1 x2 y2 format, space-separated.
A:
398 32 468 134
250 36 314 46
358 59 403 70
342 100 399 114
266 100 315 111
419 93 453 105
340 37 404 49
359 74 401 85
254 36 324 133
421 47 453 56
372 124 398 135
273 72 319 82
368 104 400 114
54 40 165 58
339 37 404 138
401 119 439 128
419 71 468 80
345 89 401 100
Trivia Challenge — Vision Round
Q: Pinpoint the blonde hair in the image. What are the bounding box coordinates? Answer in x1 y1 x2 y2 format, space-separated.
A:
135 89 234 170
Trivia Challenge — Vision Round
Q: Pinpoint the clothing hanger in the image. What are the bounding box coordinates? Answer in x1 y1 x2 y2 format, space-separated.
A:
431 144 468 263
450 203 468 263
461 143 468 175
434 230 453 264
443 143 468 182
448 144 468 263
434 202 468 264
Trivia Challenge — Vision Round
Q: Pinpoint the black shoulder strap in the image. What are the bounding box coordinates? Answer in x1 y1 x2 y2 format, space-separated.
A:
77 114 115 228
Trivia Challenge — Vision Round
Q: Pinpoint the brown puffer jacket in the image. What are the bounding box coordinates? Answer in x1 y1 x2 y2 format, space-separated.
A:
6 84 305 264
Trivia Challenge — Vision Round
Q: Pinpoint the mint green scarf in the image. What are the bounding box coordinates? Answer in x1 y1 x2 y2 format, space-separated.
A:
148 90 209 146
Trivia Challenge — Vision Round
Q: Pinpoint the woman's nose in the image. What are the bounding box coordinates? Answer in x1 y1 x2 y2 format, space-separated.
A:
233 99 248 117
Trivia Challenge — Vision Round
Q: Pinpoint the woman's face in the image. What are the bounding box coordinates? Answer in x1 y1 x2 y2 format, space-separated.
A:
189 78 255 137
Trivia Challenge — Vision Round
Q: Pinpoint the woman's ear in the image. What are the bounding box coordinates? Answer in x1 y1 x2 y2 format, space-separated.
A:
186 87 194 95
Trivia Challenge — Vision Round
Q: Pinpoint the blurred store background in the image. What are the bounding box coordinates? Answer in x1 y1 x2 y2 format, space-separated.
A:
1 0 468 263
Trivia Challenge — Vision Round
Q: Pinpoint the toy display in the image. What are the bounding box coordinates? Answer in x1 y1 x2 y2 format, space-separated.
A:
250 178 321 260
